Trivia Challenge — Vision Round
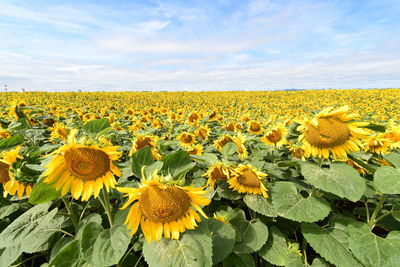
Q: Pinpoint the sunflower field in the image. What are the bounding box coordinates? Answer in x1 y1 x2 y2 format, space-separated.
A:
1 89 400 267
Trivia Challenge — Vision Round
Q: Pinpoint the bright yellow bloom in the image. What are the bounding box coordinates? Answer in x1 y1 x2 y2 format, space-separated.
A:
129 134 161 160
176 132 197 147
261 124 287 147
247 120 264 135
203 162 232 189
228 165 268 198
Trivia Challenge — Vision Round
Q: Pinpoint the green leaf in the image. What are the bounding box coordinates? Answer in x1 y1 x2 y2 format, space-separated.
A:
311 258 331 267
0 135 24 150
49 240 86 267
143 222 212 267
82 118 110 136
0 244 22 267
208 218 236 264
0 203 23 220
374 166 400 194
301 163 366 202
81 222 104 260
233 219 269 254
243 194 278 217
89 225 131 267
271 182 331 222
301 223 362 267
217 181 242 200
277 160 301 167
348 154 377 173
284 252 305 267
161 150 196 179
131 146 154 179
363 123 385 132
347 221 400 267
0 203 57 248
383 153 400 168
222 253 255 267
259 226 288 266
29 182 61 204
221 142 237 156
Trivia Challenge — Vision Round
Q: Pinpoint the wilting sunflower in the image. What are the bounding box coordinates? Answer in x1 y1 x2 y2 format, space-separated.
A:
117 171 211 242
228 165 268 198
203 162 232 189
43 144 122 201
50 122 69 141
129 134 161 160
297 106 370 159
364 135 389 155
176 132 197 147
247 120 264 135
261 124 287 147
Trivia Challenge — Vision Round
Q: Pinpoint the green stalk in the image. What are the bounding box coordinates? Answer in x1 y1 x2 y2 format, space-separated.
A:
368 194 388 229
100 188 114 226
317 157 324 167
61 197 79 230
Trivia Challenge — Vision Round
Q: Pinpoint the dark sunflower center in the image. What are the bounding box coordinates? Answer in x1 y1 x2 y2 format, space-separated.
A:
267 129 283 143
225 123 235 131
181 134 193 143
304 118 350 148
135 138 152 150
237 170 260 188
198 129 208 139
368 139 383 149
0 162 10 183
64 147 110 180
211 166 228 180
140 185 191 223
250 122 261 132
220 136 234 147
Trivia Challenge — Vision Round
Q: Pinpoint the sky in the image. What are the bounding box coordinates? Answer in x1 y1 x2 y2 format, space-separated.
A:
0 0 399 91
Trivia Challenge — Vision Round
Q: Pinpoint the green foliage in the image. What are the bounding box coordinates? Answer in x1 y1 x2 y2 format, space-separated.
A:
131 146 154 179
374 166 400 194
0 135 24 150
29 182 61 204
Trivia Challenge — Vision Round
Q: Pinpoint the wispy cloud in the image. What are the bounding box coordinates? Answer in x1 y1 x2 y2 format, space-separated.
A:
0 0 399 91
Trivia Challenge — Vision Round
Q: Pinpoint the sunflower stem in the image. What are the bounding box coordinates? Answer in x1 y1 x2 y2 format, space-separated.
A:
61 197 79 231
317 157 324 167
101 189 114 226
368 194 387 229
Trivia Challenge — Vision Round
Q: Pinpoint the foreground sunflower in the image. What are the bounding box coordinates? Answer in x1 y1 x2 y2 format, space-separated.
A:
297 106 370 159
43 143 122 201
228 165 268 198
117 171 211 242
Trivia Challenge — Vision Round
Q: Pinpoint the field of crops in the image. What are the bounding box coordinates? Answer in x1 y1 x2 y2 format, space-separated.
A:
1 89 400 267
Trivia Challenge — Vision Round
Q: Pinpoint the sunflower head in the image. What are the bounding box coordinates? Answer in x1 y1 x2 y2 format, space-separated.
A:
186 144 204 156
176 132 197 147
214 134 235 151
129 134 161 159
50 122 69 141
297 106 370 159
261 124 287 147
43 144 122 201
364 135 389 155
117 172 211 242
228 165 268 198
195 125 210 141
203 162 233 189
247 120 264 135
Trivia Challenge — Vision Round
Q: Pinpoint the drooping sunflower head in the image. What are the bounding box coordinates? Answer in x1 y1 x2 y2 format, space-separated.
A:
187 111 202 124
247 120 264 135
129 134 161 159
287 143 306 161
364 135 389 155
176 132 197 147
214 134 235 151
203 162 233 189
43 144 122 201
117 172 211 242
228 164 268 198
261 124 287 147
233 133 248 160
297 106 370 159
195 125 211 141
50 122 69 141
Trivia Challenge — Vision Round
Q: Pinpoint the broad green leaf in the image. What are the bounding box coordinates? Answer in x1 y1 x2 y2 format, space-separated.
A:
222 253 255 267
233 219 268 254
29 182 61 204
49 240 86 267
82 118 110 136
383 153 400 168
191 153 218 165
0 203 57 248
243 194 278 217
217 181 242 200
131 146 154 179
143 223 212 267
89 225 131 267
284 252 304 267
347 221 400 267
301 163 365 202
81 222 104 260
311 258 331 267
0 135 24 150
221 142 237 156
208 218 236 264
259 226 287 266
393 205 400 222
0 244 22 267
144 161 164 178
374 166 400 194
161 150 196 179
301 223 362 267
271 182 331 222
363 123 385 132
50 237 74 261
0 203 23 220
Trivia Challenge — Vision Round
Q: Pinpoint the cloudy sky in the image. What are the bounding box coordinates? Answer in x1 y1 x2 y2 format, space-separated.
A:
0 0 399 91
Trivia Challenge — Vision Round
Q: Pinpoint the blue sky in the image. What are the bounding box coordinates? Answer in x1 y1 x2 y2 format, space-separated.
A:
0 0 399 91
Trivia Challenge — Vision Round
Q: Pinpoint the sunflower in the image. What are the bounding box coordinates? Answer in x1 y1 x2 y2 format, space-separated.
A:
0 129 11 139
203 162 232 189
176 132 197 147
117 171 211 242
186 144 204 156
247 120 264 135
381 123 400 149
187 111 202 124
129 134 161 160
287 144 306 161
297 106 370 159
228 165 268 198
364 135 389 155
233 133 248 160
50 122 69 141
43 144 122 201
261 124 287 147
214 134 235 151
195 125 211 141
